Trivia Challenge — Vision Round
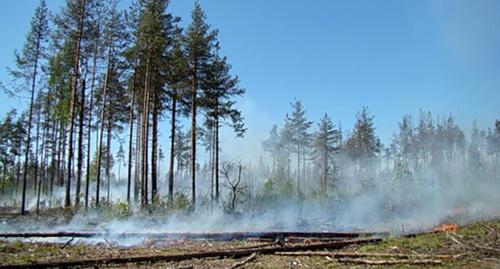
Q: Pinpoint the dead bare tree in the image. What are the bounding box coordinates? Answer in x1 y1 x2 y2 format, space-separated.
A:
221 161 246 212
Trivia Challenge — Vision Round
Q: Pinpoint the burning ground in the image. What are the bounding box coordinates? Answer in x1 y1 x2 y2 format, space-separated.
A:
0 215 499 268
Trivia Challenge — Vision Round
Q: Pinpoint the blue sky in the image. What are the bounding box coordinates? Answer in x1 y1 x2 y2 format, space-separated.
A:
1 0 499 160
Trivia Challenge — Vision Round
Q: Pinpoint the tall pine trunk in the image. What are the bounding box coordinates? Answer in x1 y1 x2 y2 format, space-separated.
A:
106 115 112 204
75 78 86 208
66 0 86 209
168 92 177 200
126 69 136 206
215 111 220 202
141 56 151 207
134 108 141 203
151 81 158 204
190 65 198 206
20 30 41 215
95 43 113 207
85 54 97 209
59 121 67 188
33 105 42 196
49 120 58 206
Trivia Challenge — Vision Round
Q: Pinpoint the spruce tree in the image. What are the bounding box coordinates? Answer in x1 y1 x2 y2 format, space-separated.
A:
284 99 312 195
345 107 381 170
312 113 341 191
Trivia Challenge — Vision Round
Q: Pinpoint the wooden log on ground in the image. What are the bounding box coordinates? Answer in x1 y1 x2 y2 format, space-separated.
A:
275 251 457 259
0 238 382 269
337 258 443 265
0 232 97 238
0 231 388 241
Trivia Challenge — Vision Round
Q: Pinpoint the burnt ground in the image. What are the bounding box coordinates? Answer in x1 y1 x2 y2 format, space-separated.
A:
0 219 499 268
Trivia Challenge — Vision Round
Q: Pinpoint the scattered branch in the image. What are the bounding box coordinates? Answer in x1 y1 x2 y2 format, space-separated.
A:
336 258 443 265
276 251 458 260
61 238 75 249
0 238 382 269
228 253 257 269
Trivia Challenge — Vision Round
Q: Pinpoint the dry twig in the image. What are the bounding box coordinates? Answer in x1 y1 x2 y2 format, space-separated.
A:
276 251 457 259
228 253 257 269
337 258 443 265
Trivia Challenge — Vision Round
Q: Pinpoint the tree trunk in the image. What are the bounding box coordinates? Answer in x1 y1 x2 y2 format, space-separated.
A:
85 67 96 209
134 109 141 203
190 64 198 206
126 69 136 206
323 147 328 191
84 26 99 209
66 0 87 209
215 112 220 202
33 104 42 197
36 117 49 213
297 145 300 196
106 116 112 205
15 140 22 196
75 78 86 208
141 55 151 207
151 83 158 204
95 42 113 207
20 28 41 215
49 120 58 206
168 94 177 201
58 121 66 188
210 127 215 201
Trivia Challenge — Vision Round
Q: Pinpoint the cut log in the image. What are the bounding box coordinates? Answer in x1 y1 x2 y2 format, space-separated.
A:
276 251 456 259
0 238 382 269
0 231 388 241
337 258 443 265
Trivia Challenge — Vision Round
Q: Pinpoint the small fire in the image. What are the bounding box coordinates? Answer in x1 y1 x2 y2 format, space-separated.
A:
434 224 460 233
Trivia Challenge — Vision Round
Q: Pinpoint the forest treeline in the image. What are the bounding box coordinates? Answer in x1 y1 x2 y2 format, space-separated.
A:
255 102 499 223
262 102 499 197
0 0 245 214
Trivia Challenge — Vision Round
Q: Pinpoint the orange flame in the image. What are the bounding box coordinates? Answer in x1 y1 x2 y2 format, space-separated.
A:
434 224 459 233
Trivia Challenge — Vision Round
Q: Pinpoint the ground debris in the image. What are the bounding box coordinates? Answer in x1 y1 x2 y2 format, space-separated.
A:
0 238 381 269
336 258 444 265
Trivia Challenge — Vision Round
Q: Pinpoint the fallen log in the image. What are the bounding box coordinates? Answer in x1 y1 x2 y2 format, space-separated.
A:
0 238 382 269
275 251 457 259
0 231 387 241
337 258 443 265
0 232 97 238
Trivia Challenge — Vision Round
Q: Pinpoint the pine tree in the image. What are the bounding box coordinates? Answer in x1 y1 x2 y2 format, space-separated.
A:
184 1 218 205
487 120 500 172
202 50 245 201
94 1 125 207
8 0 49 214
52 0 89 208
84 0 106 209
468 121 483 171
132 0 180 206
390 115 416 169
262 125 281 175
165 42 189 200
284 99 312 195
